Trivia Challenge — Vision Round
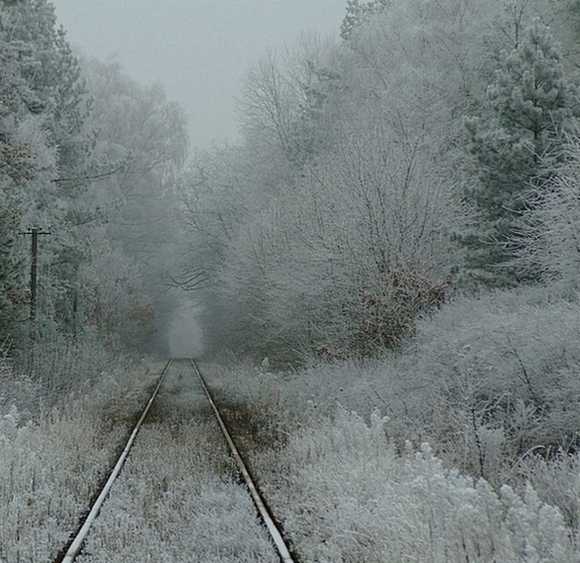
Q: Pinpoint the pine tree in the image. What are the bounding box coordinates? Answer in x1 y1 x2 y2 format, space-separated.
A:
340 0 389 41
3 0 92 189
0 205 24 340
0 1 96 341
463 19 578 286
0 6 40 340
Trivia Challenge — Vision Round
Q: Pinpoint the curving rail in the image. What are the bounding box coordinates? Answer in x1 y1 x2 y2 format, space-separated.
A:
54 359 296 563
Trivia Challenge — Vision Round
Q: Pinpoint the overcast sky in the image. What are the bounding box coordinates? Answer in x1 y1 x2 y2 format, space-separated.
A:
50 1 346 150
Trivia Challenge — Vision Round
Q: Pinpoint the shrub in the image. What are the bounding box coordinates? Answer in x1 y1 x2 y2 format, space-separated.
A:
215 285 580 535
253 407 577 561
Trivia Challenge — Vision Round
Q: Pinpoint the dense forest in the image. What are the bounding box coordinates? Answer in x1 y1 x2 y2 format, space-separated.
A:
0 0 188 368
3 0 580 363
6 1 580 558
181 0 580 361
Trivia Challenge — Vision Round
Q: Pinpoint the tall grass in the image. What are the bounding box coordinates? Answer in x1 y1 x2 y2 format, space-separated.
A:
261 412 576 562
0 331 154 562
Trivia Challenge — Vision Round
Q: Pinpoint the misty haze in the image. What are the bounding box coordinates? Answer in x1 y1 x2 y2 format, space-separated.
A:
2 1 580 561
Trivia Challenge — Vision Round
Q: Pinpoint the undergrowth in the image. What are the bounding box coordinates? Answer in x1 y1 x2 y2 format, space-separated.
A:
0 331 155 562
204 285 580 560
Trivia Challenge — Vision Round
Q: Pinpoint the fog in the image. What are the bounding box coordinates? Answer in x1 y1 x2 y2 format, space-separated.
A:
168 301 205 359
4 2 580 558
49 0 345 149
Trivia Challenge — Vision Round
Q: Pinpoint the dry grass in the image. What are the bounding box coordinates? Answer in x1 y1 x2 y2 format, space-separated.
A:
0 339 156 562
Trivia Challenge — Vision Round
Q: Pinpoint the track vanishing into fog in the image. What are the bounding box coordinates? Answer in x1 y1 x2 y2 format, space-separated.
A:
54 359 295 563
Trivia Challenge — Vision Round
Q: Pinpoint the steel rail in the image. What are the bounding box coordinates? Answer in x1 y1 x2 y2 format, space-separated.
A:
58 359 173 563
190 359 295 563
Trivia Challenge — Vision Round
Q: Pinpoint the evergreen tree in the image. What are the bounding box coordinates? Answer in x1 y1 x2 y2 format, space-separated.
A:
0 1 95 342
340 0 389 41
4 0 92 184
463 19 578 286
0 205 24 340
0 5 45 340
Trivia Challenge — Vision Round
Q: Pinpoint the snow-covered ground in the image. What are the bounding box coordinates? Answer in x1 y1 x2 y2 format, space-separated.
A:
0 358 157 562
3 285 580 562
75 361 276 562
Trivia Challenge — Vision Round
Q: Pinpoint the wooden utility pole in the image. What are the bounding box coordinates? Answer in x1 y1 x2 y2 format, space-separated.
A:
20 227 51 371
30 227 38 322
21 227 52 321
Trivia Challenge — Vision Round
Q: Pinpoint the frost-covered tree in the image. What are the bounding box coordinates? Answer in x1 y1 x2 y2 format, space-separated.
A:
284 50 342 168
3 0 92 183
518 130 580 293
238 53 299 175
215 109 465 359
178 141 284 353
0 2 60 342
238 39 340 173
340 0 389 41
80 57 188 351
463 19 579 286
0 0 109 348
180 0 580 359
0 1 163 352
0 206 24 339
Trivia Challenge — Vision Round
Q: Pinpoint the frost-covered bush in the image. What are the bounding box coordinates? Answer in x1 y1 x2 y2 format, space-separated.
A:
0 341 152 562
257 410 577 562
204 358 580 559
0 405 112 562
274 287 580 476
518 130 580 293
208 285 580 537
23 328 133 406
213 105 463 362
517 451 580 532
0 356 43 421
408 288 580 469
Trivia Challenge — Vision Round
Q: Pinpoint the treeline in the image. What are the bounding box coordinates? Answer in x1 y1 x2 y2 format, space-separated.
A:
5 0 580 367
180 0 580 361
0 0 188 364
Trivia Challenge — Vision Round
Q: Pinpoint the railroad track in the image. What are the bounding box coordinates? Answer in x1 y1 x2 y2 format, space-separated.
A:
55 359 295 563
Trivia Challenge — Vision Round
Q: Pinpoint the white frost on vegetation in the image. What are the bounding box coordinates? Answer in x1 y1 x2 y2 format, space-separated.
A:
75 362 276 563
267 411 575 562
0 345 151 563
203 285 580 561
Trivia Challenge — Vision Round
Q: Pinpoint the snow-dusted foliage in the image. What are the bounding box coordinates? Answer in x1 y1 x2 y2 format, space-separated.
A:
270 413 575 562
181 0 580 358
205 358 578 561
0 346 154 562
223 115 463 358
464 18 579 285
206 283 580 541
404 290 580 486
0 2 189 359
518 130 580 292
